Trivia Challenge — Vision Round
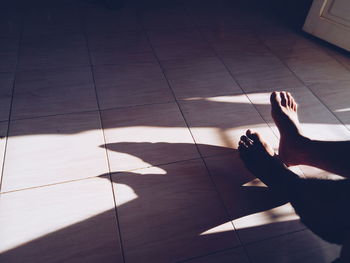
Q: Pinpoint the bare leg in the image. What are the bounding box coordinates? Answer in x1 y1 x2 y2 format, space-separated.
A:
238 129 300 194
238 131 350 259
271 91 350 178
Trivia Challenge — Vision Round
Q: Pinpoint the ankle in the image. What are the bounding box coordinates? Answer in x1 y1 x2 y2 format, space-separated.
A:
292 136 312 165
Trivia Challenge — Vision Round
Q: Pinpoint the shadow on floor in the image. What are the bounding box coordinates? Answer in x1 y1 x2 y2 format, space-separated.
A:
0 142 340 262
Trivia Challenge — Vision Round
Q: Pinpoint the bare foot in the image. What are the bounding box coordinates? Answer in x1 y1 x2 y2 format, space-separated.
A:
270 91 309 166
239 130 350 257
238 130 296 188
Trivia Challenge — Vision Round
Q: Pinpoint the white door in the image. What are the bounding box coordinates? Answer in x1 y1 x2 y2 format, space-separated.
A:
303 0 350 51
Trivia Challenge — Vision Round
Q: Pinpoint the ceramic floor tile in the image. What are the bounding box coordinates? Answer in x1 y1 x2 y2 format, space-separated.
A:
112 159 240 262
1 111 108 192
148 28 216 61
282 49 350 85
246 88 350 141
23 7 83 36
202 28 304 93
329 49 350 72
183 247 249 263
101 102 199 172
258 27 350 85
148 27 205 47
88 30 156 65
204 154 305 244
230 61 304 93
12 67 98 119
246 89 350 179
179 94 279 157
19 33 90 70
245 230 341 263
84 6 140 33
0 177 123 263
306 80 350 129
93 62 174 110
0 38 19 72
162 57 242 99
0 72 14 121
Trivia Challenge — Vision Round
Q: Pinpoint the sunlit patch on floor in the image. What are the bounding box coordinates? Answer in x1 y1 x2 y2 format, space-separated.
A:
242 178 266 187
233 204 299 230
335 107 350 113
183 92 271 105
200 221 235 236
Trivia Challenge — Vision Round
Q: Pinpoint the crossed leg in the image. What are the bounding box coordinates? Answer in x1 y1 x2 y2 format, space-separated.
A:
238 91 350 262
270 91 350 178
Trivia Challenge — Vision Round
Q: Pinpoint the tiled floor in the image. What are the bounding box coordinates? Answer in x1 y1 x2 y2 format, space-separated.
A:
0 0 348 262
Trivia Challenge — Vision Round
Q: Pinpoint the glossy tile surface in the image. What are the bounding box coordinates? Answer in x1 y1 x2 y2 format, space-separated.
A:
1 1 348 262
101 102 199 172
2 112 108 192
12 67 98 119
306 81 350 130
19 33 90 70
0 177 123 263
88 30 155 65
179 94 279 157
245 230 341 263
204 154 305 244
202 28 304 93
93 62 173 109
112 159 240 262
246 88 350 179
184 247 250 263
258 27 350 85
162 57 242 99
246 88 350 141
148 28 215 61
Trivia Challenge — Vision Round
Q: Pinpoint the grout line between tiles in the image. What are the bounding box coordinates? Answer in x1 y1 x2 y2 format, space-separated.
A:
327 51 350 74
180 227 309 263
242 227 308 247
176 245 245 263
0 152 237 195
253 29 350 135
178 227 310 263
82 12 126 263
183 7 295 263
0 174 109 195
139 4 255 258
8 100 174 122
0 9 24 192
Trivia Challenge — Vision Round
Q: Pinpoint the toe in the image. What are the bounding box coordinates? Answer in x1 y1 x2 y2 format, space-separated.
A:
280 91 287 107
287 92 292 108
290 95 298 111
246 129 259 142
270 91 281 108
240 135 252 146
238 142 246 152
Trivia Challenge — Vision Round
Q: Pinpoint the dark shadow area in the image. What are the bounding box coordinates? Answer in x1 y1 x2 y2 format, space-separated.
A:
260 0 313 29
0 142 311 263
0 0 347 262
